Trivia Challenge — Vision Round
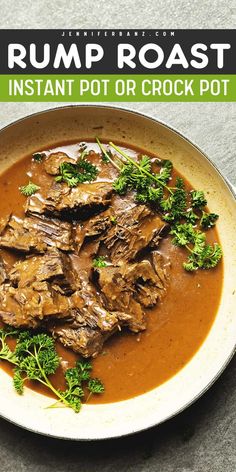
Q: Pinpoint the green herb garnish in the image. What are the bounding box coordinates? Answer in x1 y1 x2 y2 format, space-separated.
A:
96 137 120 169
191 190 207 208
161 177 187 222
0 328 19 364
110 142 173 200
96 137 110 163
112 153 172 204
0 329 104 413
110 215 117 225
93 256 108 268
88 378 105 393
32 152 45 162
185 209 199 224
20 181 40 196
55 158 98 187
170 223 222 271
200 211 219 229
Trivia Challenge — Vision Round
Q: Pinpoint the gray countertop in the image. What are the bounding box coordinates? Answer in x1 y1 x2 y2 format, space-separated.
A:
0 2 235 471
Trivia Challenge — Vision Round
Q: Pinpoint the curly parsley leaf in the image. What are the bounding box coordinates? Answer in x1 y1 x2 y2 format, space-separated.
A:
161 177 187 222
88 378 105 394
170 223 195 246
136 186 163 204
200 211 219 229
185 209 199 224
191 190 207 208
112 154 170 205
32 152 45 162
93 256 108 268
20 181 40 197
55 158 98 187
158 159 173 185
0 328 19 364
171 223 222 271
76 359 92 381
15 332 60 378
60 367 85 413
13 367 24 394
0 329 105 413
184 243 222 271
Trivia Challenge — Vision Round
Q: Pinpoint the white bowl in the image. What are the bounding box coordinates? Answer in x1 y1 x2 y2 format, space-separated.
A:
0 105 235 440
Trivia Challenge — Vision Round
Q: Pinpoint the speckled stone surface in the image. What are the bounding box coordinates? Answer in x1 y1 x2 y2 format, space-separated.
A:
0 2 235 471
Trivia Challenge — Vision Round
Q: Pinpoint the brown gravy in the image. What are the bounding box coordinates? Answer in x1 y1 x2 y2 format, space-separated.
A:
0 141 223 404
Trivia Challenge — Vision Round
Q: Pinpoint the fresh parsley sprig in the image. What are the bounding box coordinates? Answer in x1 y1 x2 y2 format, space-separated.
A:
200 211 219 229
170 223 222 271
32 152 45 162
160 177 187 222
110 142 173 198
86 378 105 402
191 190 207 208
0 329 104 413
0 328 19 364
20 181 40 196
93 256 108 268
55 157 98 187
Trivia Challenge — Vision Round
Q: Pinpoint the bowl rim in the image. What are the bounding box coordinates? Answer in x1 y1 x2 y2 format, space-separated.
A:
0 103 235 441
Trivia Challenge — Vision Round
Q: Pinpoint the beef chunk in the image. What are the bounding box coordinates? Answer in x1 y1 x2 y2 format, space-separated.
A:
51 267 132 356
52 310 130 357
94 265 146 332
23 214 73 251
82 209 113 238
9 249 77 295
0 215 46 253
52 325 110 358
151 251 170 286
0 214 73 253
121 259 165 308
0 256 7 285
69 269 131 332
74 209 113 251
103 205 167 263
95 254 169 332
44 152 73 175
26 182 113 218
0 282 71 328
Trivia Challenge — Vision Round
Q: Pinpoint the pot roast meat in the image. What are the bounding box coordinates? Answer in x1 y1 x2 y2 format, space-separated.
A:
103 205 167 264
74 208 113 251
94 255 169 332
52 325 112 358
0 282 71 328
121 258 166 308
9 249 77 295
0 215 47 253
23 214 73 251
94 265 146 332
151 251 170 286
25 181 113 218
0 214 73 253
0 256 7 285
51 308 132 357
44 152 74 176
51 265 133 356
68 268 131 331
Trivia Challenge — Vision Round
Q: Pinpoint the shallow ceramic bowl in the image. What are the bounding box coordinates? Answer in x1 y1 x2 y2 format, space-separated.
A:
0 105 235 440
